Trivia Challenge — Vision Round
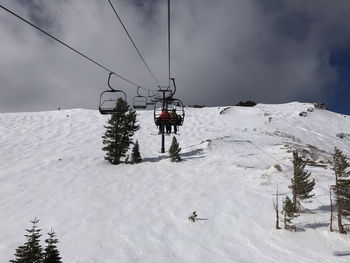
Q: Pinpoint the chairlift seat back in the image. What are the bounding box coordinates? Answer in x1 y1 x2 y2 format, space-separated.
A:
99 89 127 115
133 96 147 109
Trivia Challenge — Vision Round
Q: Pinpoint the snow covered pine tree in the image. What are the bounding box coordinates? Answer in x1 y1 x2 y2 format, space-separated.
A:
131 140 142 164
169 136 181 162
10 218 43 263
102 98 140 165
289 151 315 211
282 196 299 231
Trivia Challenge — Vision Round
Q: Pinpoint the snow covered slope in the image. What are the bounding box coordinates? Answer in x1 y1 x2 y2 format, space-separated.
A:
1 102 350 262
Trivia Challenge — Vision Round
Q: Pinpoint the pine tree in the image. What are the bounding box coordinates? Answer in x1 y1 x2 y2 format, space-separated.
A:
289 151 315 211
131 140 142 164
332 147 350 234
102 98 140 165
43 229 62 263
282 196 299 231
169 136 181 162
10 218 43 263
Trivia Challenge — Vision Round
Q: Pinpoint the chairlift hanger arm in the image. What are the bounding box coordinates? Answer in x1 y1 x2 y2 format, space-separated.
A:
108 72 115 91
137 86 145 97
137 86 140 96
107 73 127 97
161 77 177 100
169 77 176 98
148 90 157 98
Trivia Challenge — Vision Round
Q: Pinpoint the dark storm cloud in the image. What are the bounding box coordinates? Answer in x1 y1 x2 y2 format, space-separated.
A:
131 0 160 17
1 0 350 112
170 0 350 106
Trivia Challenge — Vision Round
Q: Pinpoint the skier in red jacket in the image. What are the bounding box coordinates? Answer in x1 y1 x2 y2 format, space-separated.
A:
157 109 171 134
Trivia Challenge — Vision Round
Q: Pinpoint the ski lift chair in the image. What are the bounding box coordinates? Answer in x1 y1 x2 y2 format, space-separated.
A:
99 73 128 115
146 96 155 106
146 90 157 106
154 98 185 127
133 87 148 109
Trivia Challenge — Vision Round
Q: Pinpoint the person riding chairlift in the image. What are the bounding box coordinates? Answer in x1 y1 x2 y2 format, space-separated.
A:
157 109 171 134
170 109 178 134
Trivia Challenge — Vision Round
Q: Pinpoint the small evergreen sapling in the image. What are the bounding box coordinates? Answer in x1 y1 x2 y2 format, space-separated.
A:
282 196 299 231
169 136 181 162
43 229 62 263
289 151 315 211
131 140 142 164
10 218 43 263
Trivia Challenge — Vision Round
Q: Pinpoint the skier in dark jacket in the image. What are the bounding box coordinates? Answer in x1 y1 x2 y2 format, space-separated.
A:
170 109 178 134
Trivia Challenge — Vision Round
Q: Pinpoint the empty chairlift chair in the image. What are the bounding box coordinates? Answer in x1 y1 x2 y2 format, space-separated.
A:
133 87 148 109
146 90 157 106
99 73 128 115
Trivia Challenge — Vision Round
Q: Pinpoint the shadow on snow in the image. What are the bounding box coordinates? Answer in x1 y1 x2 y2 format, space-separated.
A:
142 148 205 163
333 251 350 257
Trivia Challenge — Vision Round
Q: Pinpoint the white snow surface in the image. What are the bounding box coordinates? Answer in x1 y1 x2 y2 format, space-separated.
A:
1 102 350 262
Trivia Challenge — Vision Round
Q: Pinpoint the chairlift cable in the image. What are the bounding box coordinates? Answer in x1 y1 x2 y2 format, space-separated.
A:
107 0 160 87
0 3 142 88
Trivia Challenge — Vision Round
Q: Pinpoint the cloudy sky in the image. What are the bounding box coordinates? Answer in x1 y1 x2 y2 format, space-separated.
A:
1 0 350 114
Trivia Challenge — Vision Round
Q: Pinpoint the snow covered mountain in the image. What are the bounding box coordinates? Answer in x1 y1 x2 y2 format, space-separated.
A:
1 102 350 262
